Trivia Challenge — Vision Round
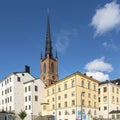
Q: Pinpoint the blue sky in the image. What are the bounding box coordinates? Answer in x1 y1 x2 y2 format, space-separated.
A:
0 0 120 82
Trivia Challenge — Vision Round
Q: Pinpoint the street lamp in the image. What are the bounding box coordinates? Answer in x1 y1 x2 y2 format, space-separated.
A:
81 92 85 120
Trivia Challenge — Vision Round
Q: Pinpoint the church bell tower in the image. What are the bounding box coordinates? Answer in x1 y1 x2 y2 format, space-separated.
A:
40 14 58 87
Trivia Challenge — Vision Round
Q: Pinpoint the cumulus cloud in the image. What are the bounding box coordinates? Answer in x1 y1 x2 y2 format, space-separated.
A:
55 29 78 53
91 0 120 35
84 57 113 82
86 72 109 82
84 57 113 72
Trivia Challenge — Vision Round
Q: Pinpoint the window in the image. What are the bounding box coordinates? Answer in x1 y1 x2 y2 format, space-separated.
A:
88 101 91 106
58 86 61 92
112 87 114 93
52 88 54 94
29 105 31 110
58 103 61 108
65 110 68 115
99 97 100 102
64 83 67 90
82 100 85 106
88 93 91 98
58 96 61 100
2 91 3 95
94 102 96 107
117 97 119 102
52 97 54 102
94 94 96 99
43 105 46 110
25 87 27 92
35 96 38 101
4 89 6 94
8 98 9 103
10 96 12 102
9 106 11 111
117 88 119 94
64 94 67 98
10 87 12 92
81 79 84 87
25 106 27 110
72 100 75 106
88 82 90 89
10 78 11 82
72 109 75 114
25 96 27 102
35 85 38 91
71 80 75 87
28 86 31 91
17 77 21 82
44 63 46 73
104 106 107 110
103 87 107 92
71 91 75 96
64 102 67 107
103 96 107 102
94 110 96 115
29 96 31 101
59 111 61 115
51 63 54 73
52 105 55 109
98 88 100 94
112 96 114 102
94 84 96 91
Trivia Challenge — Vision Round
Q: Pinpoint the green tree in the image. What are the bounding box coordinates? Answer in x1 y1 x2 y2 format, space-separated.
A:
18 110 27 120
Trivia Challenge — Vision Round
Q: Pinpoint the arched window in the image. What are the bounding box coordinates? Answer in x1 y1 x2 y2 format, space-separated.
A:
81 79 84 87
44 63 46 73
51 62 54 73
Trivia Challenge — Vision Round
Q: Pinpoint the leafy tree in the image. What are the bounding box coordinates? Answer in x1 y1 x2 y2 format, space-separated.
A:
18 110 27 120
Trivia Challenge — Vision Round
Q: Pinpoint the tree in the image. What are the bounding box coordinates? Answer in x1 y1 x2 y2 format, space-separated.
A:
18 110 27 120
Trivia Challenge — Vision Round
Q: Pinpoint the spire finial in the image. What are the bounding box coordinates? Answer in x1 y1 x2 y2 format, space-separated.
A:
45 9 53 58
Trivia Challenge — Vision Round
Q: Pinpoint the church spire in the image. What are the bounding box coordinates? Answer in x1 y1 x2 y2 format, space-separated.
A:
45 11 53 58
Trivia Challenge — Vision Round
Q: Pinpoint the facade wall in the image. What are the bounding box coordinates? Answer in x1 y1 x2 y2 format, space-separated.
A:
41 72 99 120
99 82 120 119
0 72 45 120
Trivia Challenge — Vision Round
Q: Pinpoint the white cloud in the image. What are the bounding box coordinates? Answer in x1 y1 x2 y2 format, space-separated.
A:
84 57 113 72
91 0 120 35
86 71 109 82
55 29 78 53
84 57 114 82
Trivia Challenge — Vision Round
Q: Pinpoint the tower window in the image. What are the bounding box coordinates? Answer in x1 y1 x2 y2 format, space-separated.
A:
44 63 46 73
51 63 54 73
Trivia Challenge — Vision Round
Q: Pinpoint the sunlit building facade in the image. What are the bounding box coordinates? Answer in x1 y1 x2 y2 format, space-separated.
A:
41 72 99 120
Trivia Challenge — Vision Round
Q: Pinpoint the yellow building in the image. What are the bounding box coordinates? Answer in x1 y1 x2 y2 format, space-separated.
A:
99 80 120 119
41 72 99 120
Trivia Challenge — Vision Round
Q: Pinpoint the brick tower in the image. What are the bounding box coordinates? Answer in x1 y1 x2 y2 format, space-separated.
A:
40 14 58 87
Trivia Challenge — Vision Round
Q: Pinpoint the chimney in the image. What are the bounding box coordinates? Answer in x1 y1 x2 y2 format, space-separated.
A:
25 65 30 73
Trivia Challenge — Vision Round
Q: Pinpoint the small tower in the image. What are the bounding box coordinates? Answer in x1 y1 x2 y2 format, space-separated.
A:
40 14 58 87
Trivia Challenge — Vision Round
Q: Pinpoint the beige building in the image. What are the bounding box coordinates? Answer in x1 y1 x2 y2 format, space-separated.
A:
41 72 99 120
99 80 120 119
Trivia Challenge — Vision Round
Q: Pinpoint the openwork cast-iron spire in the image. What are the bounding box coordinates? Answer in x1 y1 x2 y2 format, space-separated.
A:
45 14 53 58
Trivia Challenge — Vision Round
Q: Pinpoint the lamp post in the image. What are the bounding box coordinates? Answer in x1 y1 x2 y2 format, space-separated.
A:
81 92 85 120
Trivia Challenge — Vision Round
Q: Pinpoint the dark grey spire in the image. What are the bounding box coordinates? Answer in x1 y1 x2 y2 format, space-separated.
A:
45 13 53 58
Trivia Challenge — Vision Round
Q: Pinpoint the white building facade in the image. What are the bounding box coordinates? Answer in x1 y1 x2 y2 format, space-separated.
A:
0 67 45 120
99 81 120 119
